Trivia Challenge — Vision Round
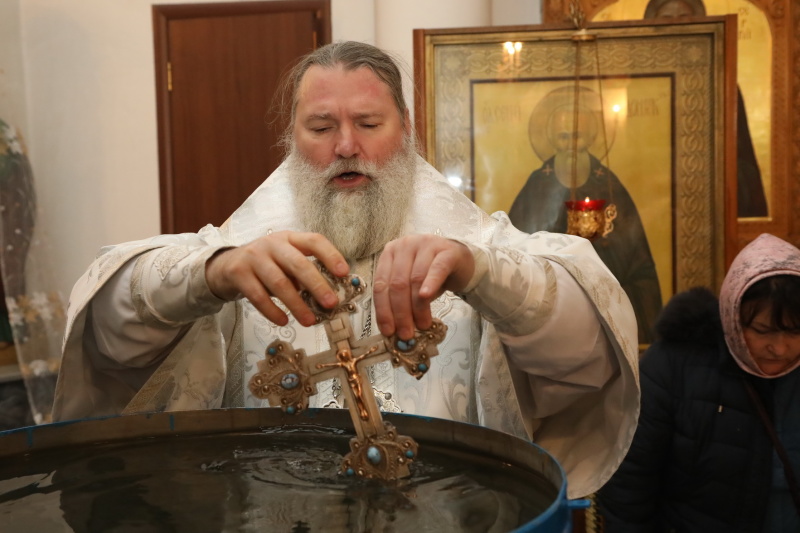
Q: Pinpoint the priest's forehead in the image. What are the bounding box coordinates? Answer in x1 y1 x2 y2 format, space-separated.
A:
287 41 407 125
295 66 400 124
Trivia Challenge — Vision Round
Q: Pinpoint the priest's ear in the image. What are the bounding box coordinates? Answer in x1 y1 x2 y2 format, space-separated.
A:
403 108 411 135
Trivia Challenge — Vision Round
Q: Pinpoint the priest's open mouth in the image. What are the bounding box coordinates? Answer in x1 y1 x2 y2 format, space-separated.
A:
331 172 370 188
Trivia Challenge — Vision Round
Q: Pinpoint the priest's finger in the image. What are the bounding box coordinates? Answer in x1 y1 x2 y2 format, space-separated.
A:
419 240 475 299
417 250 455 302
385 242 417 341
238 276 290 327
287 231 349 279
254 260 319 328
272 244 340 312
409 247 439 332
373 242 399 337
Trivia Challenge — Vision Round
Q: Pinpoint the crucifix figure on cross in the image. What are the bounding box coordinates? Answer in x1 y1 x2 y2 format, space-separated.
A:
247 260 448 480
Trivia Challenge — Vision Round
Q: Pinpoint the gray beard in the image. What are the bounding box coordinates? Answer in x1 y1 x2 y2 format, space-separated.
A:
286 136 417 261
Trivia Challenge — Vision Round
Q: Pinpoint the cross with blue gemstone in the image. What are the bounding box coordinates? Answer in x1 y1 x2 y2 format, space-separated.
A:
247 260 447 480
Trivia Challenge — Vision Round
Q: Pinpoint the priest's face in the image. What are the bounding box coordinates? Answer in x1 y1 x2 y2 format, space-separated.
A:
292 64 410 178
286 65 417 261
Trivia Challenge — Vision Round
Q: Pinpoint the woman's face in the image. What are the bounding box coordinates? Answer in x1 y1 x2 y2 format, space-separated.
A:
743 308 800 375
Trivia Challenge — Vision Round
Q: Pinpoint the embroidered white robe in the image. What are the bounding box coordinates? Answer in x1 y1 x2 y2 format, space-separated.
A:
53 156 640 498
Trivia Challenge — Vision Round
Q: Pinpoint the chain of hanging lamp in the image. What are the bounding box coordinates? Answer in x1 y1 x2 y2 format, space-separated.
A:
565 0 617 239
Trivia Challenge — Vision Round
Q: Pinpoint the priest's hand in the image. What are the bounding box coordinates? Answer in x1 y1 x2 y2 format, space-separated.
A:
373 235 475 340
205 231 348 327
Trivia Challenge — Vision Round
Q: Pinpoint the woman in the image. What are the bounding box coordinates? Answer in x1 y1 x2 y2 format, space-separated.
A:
597 233 800 531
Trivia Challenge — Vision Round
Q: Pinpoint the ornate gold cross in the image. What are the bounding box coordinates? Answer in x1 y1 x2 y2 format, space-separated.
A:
247 261 447 480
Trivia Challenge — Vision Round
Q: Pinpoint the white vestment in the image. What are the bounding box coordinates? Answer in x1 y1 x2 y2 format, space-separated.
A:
53 156 639 498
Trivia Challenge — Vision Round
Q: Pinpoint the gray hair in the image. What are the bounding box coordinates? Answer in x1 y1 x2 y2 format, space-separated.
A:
275 41 408 149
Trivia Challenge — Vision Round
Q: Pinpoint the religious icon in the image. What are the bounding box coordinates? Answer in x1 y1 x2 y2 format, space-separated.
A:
548 0 771 219
509 84 663 344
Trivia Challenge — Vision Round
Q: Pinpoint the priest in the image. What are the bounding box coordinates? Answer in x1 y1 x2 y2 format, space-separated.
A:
52 41 640 498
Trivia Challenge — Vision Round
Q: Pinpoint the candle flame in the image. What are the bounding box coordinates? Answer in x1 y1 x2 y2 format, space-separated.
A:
584 197 591 202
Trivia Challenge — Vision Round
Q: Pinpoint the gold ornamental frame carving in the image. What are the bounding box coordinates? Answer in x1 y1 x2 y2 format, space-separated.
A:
543 0 799 253
413 17 737 312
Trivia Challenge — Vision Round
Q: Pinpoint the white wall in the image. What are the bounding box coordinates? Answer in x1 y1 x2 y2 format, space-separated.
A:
8 0 540 301
492 0 541 26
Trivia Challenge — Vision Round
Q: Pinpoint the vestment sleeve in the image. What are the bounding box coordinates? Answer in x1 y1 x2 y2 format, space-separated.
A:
91 245 230 367
460 241 619 419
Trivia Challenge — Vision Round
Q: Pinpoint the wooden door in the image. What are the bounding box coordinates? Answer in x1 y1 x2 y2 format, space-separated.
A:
153 1 331 234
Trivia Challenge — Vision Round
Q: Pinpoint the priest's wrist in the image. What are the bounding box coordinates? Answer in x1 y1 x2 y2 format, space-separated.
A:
205 247 242 301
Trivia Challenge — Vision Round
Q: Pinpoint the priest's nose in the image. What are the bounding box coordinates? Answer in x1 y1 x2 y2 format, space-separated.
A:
334 126 359 159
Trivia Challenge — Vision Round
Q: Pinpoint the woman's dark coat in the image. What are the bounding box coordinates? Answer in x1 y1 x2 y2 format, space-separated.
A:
596 287 775 532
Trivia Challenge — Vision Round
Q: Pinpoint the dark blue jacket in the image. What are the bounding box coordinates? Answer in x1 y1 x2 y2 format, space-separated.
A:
596 287 775 532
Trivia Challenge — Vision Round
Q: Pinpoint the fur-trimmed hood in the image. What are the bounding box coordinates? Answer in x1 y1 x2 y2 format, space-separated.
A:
655 286 721 346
